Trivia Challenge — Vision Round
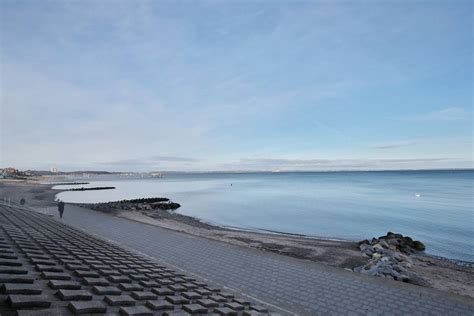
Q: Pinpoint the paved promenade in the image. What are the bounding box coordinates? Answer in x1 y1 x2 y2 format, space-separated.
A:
35 203 474 315
0 204 273 315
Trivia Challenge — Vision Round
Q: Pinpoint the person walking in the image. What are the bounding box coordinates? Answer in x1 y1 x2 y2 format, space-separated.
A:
58 200 65 219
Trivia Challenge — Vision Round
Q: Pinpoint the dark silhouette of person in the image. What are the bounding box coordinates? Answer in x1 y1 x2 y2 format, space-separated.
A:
58 201 65 219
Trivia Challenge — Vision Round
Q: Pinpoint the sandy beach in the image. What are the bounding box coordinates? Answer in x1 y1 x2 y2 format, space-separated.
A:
1 178 473 298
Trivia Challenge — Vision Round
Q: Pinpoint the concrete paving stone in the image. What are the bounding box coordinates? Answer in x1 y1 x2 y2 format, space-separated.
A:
83 277 110 286
57 289 93 301
99 269 121 276
18 246 41 252
119 305 154 316
104 294 136 306
23 250 45 256
205 287 221 293
1 283 42 294
36 264 63 272
214 307 239 316
170 277 186 284
0 259 22 266
55 254 75 260
157 279 173 286
225 302 245 311
233 297 251 305
145 273 161 279
220 293 235 299
169 284 187 292
152 287 174 296
0 266 28 274
146 299 175 311
7 294 52 308
108 275 132 284
197 299 219 308
58 258 78 264
192 281 207 287
92 286 122 295
30 258 56 266
194 288 211 296
209 295 228 303
16 308 68 316
130 274 149 281
75 270 100 278
165 295 190 305
182 291 202 300
138 280 159 288
0 274 34 283
119 283 144 291
68 300 107 314
91 264 109 270
182 303 208 314
111 264 128 269
127 264 143 268
163 311 192 316
251 306 269 313
0 253 17 259
48 280 82 290
130 291 157 300
182 283 198 290
84 259 103 265
66 263 90 270
41 271 72 280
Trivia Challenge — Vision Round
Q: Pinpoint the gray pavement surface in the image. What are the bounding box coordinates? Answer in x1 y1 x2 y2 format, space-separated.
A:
34 203 474 315
0 204 273 315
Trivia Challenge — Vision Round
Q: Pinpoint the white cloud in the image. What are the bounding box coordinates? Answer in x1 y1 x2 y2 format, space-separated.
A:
405 107 470 121
371 140 416 149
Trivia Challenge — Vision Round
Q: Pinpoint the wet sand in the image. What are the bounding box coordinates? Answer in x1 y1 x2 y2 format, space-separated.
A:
1 178 473 298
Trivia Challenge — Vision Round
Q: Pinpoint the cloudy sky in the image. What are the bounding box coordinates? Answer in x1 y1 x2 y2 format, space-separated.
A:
1 0 472 172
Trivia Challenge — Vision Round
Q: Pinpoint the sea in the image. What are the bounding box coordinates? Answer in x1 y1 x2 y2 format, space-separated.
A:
55 170 474 262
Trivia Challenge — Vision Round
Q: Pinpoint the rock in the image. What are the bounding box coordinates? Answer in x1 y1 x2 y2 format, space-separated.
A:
373 244 384 253
387 238 399 246
355 232 427 285
413 240 425 251
372 253 382 260
360 244 374 256
358 239 370 246
379 240 389 249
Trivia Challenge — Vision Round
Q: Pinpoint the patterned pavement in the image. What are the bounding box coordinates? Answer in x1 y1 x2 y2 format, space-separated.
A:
33 203 474 316
0 204 275 315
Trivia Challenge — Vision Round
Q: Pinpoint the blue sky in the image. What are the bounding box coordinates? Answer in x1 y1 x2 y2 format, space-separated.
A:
1 0 472 171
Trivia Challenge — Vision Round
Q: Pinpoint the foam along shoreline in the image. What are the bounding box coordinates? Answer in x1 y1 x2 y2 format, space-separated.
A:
1 178 473 298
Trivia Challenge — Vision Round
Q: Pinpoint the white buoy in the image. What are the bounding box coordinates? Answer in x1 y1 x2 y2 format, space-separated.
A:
415 193 421 197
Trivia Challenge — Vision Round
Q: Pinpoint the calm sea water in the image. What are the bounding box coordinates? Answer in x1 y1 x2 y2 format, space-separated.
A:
55 170 474 261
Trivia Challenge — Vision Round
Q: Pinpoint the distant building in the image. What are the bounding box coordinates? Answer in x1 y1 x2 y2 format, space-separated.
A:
0 167 25 178
51 167 59 173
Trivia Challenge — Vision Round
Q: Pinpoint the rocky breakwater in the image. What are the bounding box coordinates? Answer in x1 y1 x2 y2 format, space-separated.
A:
354 232 429 286
90 197 181 211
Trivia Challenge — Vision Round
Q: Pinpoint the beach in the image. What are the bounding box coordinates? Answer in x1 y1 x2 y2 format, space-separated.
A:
1 178 473 298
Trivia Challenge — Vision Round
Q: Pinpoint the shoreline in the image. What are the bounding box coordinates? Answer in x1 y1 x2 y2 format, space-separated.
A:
1 178 473 298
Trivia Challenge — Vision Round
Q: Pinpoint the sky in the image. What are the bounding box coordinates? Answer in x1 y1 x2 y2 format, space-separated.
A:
1 0 472 172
